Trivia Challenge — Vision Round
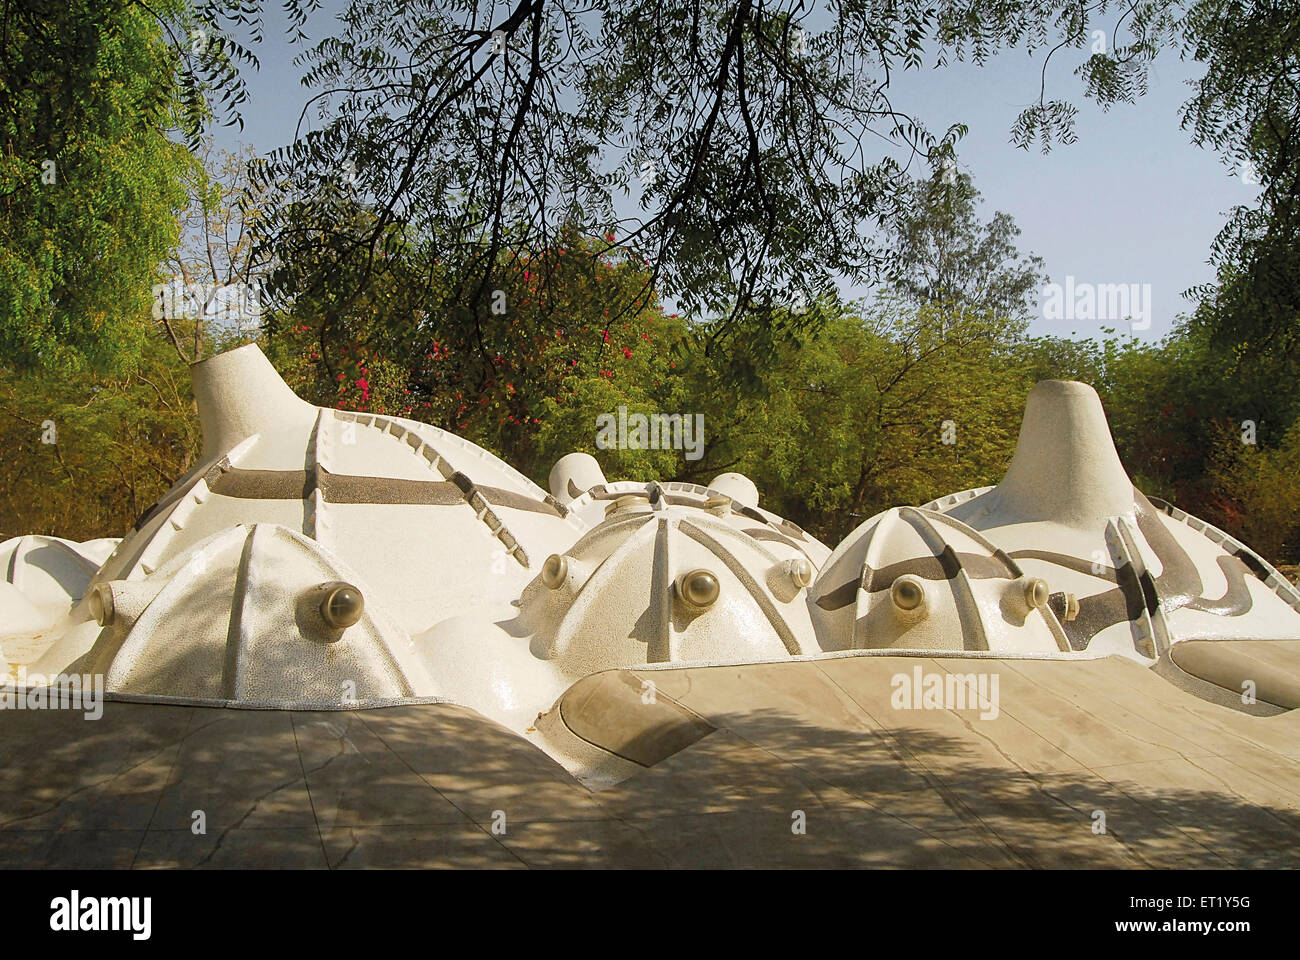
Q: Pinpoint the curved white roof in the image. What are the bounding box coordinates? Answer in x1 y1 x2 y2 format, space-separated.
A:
1 351 1297 763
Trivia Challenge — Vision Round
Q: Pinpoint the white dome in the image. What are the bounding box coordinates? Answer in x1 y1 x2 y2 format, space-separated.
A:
9 352 1300 766
86 344 585 638
933 381 1300 660
809 506 1069 653
513 484 822 680
561 476 831 569
54 523 432 702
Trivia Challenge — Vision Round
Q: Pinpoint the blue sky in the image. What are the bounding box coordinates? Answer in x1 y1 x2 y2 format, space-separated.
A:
882 49 1256 342
212 7 1253 343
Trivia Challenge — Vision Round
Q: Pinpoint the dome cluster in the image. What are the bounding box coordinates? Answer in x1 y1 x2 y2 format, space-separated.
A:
4 345 1299 736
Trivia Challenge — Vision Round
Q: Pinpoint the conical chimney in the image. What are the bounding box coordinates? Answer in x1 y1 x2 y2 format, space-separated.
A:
549 452 608 503
989 380 1135 526
190 344 317 461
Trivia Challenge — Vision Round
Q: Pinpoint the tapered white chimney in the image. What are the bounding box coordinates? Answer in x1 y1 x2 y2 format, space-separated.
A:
190 344 316 460
549 452 608 503
991 380 1135 526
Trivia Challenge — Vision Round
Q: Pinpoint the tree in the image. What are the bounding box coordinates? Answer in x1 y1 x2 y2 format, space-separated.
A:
1182 0 1300 322
0 0 200 374
12 2 1296 373
880 171 1046 321
1176 3 1300 448
0 332 200 539
684 298 1029 543
263 226 692 481
0 102 277 539
202 1 1213 341
241 0 1057 393
1208 418 1300 566
157 139 270 363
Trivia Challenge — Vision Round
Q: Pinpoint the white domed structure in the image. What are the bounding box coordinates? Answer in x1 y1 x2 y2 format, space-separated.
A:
558 471 831 569
21 344 584 700
808 506 1070 653
91 346 584 623
521 483 821 672
4 346 1299 785
416 479 825 727
0 534 118 630
1 345 842 725
922 381 1300 681
801 379 1300 698
39 523 432 702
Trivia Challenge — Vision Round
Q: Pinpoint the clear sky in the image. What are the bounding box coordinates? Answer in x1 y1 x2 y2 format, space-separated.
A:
211 6 1254 344
880 49 1257 342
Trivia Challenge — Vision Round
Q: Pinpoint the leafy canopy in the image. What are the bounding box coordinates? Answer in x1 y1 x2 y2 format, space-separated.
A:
0 0 196 374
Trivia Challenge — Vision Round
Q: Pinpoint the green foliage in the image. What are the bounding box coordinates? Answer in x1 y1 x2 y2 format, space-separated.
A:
0 333 200 540
244 0 989 371
1179 3 1300 441
5 1 1298 571
1209 419 1300 564
159 140 269 362
226 0 1240 364
881 172 1047 320
688 299 1030 543
0 0 196 374
264 226 692 480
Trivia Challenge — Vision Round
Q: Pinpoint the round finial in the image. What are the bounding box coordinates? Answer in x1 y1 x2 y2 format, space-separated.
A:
891 575 927 612
89 583 115 626
1024 577 1049 609
320 583 365 629
1065 592 1080 621
541 554 569 589
676 569 720 608
786 557 813 589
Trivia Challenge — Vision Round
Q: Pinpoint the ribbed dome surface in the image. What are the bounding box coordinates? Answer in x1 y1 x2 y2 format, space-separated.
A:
2 349 1298 757
86 345 585 639
928 381 1300 659
809 506 1069 653
54 524 432 701
562 479 831 569
516 485 821 679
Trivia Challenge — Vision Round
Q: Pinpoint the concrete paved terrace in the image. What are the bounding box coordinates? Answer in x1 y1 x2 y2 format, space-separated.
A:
1 653 1297 869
